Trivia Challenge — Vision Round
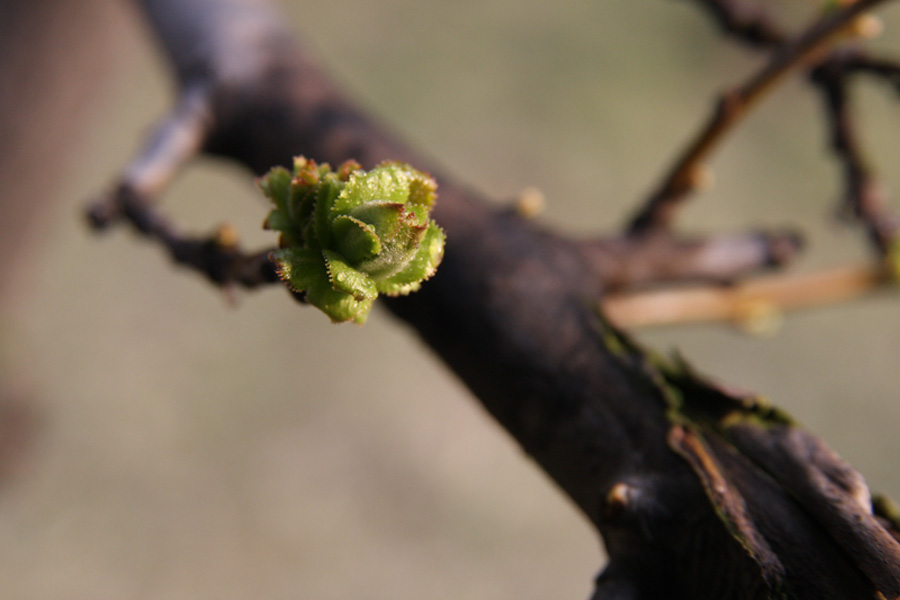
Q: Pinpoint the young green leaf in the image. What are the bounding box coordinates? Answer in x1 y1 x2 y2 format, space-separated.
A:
261 157 445 324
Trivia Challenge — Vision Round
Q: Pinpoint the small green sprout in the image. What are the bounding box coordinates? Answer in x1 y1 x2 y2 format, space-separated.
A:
261 157 445 323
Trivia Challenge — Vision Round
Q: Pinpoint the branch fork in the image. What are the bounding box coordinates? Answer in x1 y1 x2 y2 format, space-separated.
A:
85 0 900 596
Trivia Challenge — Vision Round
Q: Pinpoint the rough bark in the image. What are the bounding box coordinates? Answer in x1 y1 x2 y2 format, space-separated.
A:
88 1 900 598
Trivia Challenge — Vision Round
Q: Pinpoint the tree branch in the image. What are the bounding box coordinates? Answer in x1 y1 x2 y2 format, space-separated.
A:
680 0 786 48
602 263 888 330
676 0 900 263
89 183 279 289
811 50 900 255
88 0 900 597
628 0 892 237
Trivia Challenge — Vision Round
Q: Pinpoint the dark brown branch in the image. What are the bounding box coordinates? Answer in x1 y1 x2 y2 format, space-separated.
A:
678 0 900 262
580 229 803 292
844 53 900 90
88 0 900 597
681 0 786 48
811 51 900 255
88 184 278 288
628 0 892 237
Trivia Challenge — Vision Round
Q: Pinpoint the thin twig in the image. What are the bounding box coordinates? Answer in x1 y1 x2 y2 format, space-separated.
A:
601 263 890 330
673 0 900 259
81 74 280 289
684 0 786 48
87 84 213 227
811 52 900 255
581 229 803 291
81 0 900 594
87 185 279 289
845 53 900 90
628 0 892 236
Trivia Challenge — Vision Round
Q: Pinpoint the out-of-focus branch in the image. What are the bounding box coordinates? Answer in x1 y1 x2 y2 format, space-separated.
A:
608 0 900 330
602 263 889 330
680 0 786 48
580 229 803 291
87 84 214 228
88 184 279 289
845 53 900 88
86 0 900 597
628 0 891 237
676 0 900 264
811 51 900 255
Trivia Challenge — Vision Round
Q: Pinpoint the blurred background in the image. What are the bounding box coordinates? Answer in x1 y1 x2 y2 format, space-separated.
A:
1 0 899 598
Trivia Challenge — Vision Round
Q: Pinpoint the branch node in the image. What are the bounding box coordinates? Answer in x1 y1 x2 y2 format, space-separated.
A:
602 482 636 520
514 186 546 219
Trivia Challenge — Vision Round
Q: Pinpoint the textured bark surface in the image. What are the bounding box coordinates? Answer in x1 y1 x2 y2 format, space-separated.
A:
82 1 900 598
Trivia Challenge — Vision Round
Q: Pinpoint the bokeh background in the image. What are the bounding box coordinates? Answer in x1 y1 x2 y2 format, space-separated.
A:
1 1 899 598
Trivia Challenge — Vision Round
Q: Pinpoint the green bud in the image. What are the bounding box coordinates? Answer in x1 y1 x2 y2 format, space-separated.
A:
261 157 445 323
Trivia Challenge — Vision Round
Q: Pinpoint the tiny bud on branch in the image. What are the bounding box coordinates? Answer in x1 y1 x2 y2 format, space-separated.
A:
261 157 445 323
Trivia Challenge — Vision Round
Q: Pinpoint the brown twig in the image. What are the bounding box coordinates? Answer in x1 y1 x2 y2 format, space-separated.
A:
87 184 279 289
580 229 804 291
601 263 890 330
628 0 892 237
84 84 213 225
84 0 900 595
683 0 786 48
845 53 900 90
811 52 900 255
679 0 900 261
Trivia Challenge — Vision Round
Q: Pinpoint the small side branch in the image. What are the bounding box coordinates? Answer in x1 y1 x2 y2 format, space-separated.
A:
683 0 786 48
87 84 212 226
601 263 889 330
84 65 280 290
88 184 278 289
811 52 900 255
87 0 900 596
581 229 803 291
845 54 900 89
628 0 891 237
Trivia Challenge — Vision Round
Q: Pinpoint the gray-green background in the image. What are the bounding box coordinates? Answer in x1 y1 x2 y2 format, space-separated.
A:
2 1 899 598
